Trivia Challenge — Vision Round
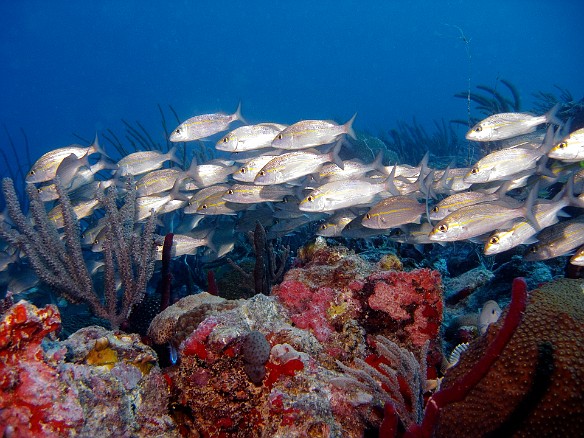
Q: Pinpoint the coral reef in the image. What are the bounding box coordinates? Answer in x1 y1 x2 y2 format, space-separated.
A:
433 278 584 436
150 241 444 436
0 300 178 437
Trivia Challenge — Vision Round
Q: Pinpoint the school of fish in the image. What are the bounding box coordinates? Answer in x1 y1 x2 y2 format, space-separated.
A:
3 102 584 297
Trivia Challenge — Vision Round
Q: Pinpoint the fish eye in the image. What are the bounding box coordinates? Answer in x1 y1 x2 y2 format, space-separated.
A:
174 128 181 134
307 196 313 202
29 170 35 175
529 246 538 253
438 224 448 232
320 224 327 230
365 213 371 220
431 206 439 213
471 167 479 175
227 189 234 195
239 167 246 173
259 170 265 176
93 238 99 245
558 141 567 149
223 137 228 143
37 187 42 193
474 126 483 132
489 236 499 244
201 204 208 209
277 134 283 140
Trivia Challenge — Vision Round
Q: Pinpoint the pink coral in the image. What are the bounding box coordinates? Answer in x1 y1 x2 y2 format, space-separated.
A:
272 280 336 342
363 269 443 348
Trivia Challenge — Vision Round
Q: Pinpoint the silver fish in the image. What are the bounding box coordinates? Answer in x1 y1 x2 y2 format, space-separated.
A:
235 206 277 232
170 103 245 142
216 123 287 152
483 191 577 255
38 157 117 202
430 167 472 194
135 182 189 222
8 269 40 295
116 146 181 177
82 217 108 246
389 223 435 246
186 159 238 188
299 179 390 212
547 127 584 162
154 233 212 259
316 211 358 237
183 184 230 214
222 184 296 204
317 151 384 183
341 214 387 238
429 186 514 221
463 146 545 184
48 199 101 229
232 154 281 183
26 136 106 183
196 191 249 215
361 196 426 229
254 142 343 185
429 199 534 242
267 214 325 239
271 114 356 150
524 217 584 261
135 168 187 197
466 104 561 141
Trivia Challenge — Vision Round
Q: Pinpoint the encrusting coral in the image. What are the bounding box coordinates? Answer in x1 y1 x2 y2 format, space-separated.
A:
433 277 584 436
0 300 178 437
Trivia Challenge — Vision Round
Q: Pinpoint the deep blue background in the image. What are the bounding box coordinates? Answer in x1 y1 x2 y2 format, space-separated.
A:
1 0 583 165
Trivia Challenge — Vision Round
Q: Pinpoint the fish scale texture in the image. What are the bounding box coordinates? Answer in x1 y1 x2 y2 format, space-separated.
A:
435 278 584 437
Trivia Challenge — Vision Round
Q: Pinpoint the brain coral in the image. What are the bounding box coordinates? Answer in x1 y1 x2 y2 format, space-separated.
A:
434 278 584 437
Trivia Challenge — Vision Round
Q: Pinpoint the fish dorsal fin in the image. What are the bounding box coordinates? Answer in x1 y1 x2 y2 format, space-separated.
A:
448 342 470 368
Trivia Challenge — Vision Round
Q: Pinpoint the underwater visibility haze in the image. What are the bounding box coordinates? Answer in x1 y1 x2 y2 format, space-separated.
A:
1 1 584 437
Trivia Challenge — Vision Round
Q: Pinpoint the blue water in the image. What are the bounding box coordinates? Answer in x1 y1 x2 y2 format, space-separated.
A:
1 0 583 164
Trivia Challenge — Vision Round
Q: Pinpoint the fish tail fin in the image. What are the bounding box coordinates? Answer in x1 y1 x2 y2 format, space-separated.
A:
371 150 385 173
565 173 584 208
494 180 513 199
344 113 357 140
545 102 562 126
185 157 198 177
204 229 217 255
234 102 247 124
330 140 344 169
89 133 112 160
417 152 431 180
169 177 190 202
523 181 541 231
167 145 183 167
384 165 400 196
94 154 119 172
539 125 558 155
